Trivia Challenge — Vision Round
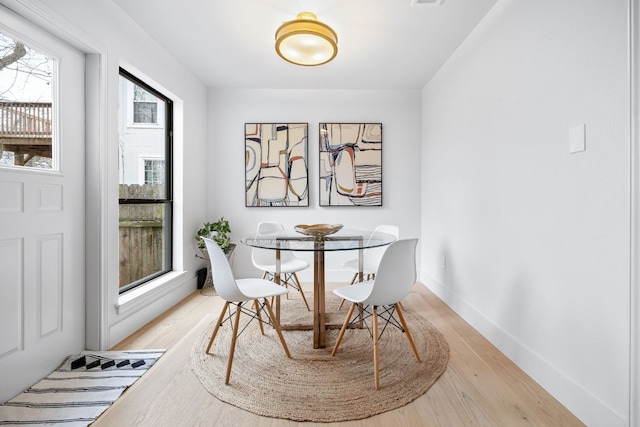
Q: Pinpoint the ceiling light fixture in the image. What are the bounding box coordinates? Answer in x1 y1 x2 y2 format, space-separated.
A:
275 12 338 66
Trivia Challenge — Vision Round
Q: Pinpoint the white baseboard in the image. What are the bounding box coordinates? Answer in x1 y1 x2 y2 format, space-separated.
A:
419 271 625 427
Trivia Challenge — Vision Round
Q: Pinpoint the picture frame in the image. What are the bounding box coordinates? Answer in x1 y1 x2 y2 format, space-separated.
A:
319 123 382 206
245 123 309 207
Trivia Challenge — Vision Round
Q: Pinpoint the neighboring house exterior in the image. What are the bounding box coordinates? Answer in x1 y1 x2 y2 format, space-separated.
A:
118 76 166 186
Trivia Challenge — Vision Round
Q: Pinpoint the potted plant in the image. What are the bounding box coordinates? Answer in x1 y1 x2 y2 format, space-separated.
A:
195 217 235 295
195 217 233 253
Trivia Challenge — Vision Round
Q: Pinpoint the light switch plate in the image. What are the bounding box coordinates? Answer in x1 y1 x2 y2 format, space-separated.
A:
569 124 586 154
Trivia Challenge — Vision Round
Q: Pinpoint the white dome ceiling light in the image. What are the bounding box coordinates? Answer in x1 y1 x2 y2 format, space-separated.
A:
275 12 338 66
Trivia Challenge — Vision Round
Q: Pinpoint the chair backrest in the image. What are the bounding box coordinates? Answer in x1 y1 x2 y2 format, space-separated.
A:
363 224 400 272
251 221 297 266
203 238 246 302
365 238 418 306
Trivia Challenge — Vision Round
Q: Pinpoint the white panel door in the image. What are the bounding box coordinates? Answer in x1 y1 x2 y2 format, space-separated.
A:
0 7 85 402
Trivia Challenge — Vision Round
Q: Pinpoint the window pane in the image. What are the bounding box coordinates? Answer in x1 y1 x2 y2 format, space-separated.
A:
134 101 157 124
118 75 166 196
118 201 171 291
0 32 55 169
144 159 165 185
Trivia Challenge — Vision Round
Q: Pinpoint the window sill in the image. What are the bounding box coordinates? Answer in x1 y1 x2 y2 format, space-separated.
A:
116 270 187 315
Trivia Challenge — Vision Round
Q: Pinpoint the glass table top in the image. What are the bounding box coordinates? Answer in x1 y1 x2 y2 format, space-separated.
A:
240 228 397 252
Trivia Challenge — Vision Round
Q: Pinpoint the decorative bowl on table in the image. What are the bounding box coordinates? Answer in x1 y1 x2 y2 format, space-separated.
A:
294 223 343 238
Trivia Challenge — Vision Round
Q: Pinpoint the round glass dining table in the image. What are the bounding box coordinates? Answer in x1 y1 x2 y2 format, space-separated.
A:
241 228 397 348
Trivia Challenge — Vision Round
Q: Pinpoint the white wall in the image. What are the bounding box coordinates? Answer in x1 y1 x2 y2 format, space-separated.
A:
421 0 630 426
20 0 210 348
207 89 422 281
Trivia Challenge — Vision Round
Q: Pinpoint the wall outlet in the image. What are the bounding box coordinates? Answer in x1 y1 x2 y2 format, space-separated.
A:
440 255 446 270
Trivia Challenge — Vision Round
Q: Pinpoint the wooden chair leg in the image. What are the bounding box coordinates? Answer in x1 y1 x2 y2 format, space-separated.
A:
263 298 291 358
270 273 293 300
395 303 421 362
349 273 358 285
292 272 311 311
225 302 243 385
283 275 291 300
331 302 356 356
206 301 230 354
373 306 380 390
254 300 265 335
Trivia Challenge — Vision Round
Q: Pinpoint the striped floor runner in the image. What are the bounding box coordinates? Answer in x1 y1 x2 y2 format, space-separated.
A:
0 350 164 426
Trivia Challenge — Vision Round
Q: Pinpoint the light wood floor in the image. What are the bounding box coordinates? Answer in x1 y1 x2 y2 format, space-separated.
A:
94 284 584 426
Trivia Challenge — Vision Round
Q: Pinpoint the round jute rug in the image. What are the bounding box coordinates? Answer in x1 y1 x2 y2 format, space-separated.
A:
191 290 449 422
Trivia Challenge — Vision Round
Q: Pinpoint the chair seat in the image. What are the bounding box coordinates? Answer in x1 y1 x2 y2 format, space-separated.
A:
342 258 358 272
253 257 309 274
342 258 378 274
333 280 374 303
237 278 290 300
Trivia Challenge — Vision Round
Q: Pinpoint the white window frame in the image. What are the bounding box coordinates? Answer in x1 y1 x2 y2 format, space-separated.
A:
118 68 173 295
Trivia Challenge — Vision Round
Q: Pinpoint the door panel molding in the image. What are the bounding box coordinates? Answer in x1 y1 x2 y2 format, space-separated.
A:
35 183 63 212
0 181 23 213
36 233 62 338
0 237 23 358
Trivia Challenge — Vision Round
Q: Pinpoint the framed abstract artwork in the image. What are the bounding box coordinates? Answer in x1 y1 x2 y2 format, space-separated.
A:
245 123 309 207
319 123 382 206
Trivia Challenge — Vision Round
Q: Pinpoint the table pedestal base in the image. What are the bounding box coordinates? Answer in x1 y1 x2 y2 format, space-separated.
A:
268 234 366 349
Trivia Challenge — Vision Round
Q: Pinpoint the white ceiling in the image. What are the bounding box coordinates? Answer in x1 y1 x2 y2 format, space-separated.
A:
112 0 497 90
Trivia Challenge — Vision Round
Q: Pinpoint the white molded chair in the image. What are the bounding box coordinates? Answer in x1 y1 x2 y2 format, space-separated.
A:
331 238 421 390
339 225 400 309
251 221 311 311
203 238 291 385
342 224 399 283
